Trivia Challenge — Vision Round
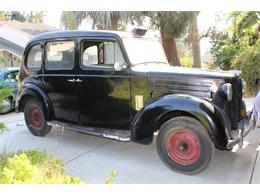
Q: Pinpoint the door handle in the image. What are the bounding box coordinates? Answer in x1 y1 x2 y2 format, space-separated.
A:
75 78 83 83
67 78 75 83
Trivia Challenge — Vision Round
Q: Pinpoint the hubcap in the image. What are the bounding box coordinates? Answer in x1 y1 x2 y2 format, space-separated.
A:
28 106 43 128
166 129 201 166
0 99 12 113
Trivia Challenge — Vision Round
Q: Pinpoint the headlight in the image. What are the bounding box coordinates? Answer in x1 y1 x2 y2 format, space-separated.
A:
219 83 233 101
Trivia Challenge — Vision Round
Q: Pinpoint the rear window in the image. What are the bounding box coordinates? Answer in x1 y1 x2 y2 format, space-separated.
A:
26 44 42 70
45 41 75 70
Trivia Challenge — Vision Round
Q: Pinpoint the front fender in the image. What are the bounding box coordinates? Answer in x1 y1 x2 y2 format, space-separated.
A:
17 83 53 120
131 94 231 150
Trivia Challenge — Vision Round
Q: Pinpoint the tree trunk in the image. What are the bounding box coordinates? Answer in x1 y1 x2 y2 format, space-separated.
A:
161 31 180 66
110 12 119 30
190 16 201 68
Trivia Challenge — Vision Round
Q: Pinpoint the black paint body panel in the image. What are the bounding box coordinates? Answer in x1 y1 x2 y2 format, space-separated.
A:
17 30 245 150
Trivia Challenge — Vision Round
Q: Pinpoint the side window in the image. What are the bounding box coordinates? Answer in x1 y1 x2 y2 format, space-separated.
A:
26 44 42 70
81 41 125 68
46 41 75 69
82 45 98 65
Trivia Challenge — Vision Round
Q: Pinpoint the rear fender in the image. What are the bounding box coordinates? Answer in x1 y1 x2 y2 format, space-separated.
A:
130 94 231 150
17 83 53 120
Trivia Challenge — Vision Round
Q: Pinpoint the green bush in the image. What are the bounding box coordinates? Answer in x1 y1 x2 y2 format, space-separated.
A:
180 53 193 68
105 170 118 184
0 85 12 101
231 41 260 95
0 123 7 134
0 150 83 184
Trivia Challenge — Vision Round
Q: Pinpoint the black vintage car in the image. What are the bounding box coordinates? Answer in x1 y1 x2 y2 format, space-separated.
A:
16 29 255 175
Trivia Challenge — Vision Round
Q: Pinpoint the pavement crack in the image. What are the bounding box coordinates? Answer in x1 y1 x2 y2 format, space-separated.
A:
64 140 112 164
249 147 259 184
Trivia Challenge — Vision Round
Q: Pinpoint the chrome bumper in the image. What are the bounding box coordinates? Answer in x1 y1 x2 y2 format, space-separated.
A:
227 113 256 149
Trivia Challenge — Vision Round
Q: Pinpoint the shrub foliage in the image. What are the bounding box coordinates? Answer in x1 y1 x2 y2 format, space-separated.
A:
231 41 260 95
0 150 83 184
207 11 260 95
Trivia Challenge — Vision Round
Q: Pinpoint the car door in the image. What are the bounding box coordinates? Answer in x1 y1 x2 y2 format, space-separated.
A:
77 37 131 130
42 39 79 123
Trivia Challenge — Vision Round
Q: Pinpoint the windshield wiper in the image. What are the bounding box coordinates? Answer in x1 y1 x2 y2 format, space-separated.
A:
133 61 168 66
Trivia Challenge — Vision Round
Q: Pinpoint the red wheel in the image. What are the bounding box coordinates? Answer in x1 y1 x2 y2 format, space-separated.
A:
166 129 201 166
157 116 214 175
24 99 52 137
28 106 43 129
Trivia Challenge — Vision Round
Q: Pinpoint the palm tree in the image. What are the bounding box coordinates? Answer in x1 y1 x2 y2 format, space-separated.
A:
83 11 134 30
61 11 83 30
143 11 193 66
60 11 200 67
189 12 201 68
61 11 134 31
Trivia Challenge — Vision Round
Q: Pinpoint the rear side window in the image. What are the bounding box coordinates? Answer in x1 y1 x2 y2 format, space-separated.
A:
46 41 75 69
26 44 42 70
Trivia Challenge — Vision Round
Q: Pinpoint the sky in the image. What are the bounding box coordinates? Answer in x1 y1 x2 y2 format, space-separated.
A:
43 11 228 56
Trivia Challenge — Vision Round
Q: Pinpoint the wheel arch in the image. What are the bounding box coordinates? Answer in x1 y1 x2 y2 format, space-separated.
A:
17 83 53 120
130 94 231 150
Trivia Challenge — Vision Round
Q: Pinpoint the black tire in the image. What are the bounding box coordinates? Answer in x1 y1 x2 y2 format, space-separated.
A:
156 116 215 175
0 97 13 114
24 98 52 137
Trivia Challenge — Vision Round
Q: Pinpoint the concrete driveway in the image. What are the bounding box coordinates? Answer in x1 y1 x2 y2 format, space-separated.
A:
0 100 259 184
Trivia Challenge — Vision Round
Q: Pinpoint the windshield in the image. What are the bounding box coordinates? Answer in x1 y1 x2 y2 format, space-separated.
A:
123 38 168 65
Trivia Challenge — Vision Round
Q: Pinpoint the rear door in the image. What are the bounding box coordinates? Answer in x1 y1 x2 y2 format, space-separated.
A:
42 39 79 123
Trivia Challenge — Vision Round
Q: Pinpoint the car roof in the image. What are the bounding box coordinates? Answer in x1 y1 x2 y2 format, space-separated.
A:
28 29 157 45
29 30 132 43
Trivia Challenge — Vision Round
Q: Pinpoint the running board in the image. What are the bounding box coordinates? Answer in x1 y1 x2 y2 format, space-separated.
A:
48 120 130 142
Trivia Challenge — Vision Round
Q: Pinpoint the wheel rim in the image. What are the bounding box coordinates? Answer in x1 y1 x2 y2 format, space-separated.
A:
28 106 43 128
166 129 201 166
0 99 12 113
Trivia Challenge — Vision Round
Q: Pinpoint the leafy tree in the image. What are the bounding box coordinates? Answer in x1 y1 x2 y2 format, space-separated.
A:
207 11 260 94
60 11 81 30
206 28 236 70
4 11 26 22
2 11 44 23
26 12 44 23
207 11 259 70
231 40 260 95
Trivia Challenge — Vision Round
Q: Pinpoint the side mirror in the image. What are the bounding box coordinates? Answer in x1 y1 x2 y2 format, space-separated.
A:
114 62 126 71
